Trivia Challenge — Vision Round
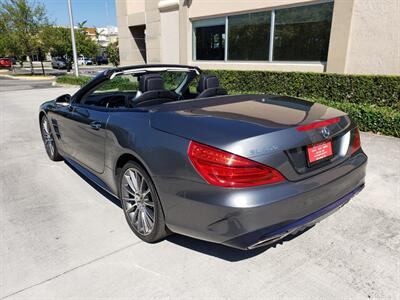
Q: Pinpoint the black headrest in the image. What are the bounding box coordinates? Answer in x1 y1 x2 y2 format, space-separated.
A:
197 75 220 93
139 74 164 92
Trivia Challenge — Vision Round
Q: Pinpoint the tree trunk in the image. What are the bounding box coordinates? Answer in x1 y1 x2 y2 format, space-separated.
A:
40 60 45 75
29 55 34 75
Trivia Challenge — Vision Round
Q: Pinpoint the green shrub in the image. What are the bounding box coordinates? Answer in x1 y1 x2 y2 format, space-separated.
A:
311 99 400 137
98 76 138 91
56 73 400 137
56 75 138 91
207 70 400 109
229 89 400 137
56 75 91 86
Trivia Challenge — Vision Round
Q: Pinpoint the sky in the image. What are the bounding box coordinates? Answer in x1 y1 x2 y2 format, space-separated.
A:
42 0 116 28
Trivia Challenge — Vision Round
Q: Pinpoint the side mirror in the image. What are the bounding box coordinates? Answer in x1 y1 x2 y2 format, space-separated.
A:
56 94 71 104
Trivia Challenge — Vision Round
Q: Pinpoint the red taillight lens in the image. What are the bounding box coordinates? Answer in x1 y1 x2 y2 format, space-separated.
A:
188 141 285 188
296 117 340 132
351 128 361 154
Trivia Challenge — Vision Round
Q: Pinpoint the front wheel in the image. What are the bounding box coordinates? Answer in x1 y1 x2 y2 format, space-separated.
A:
40 115 63 161
119 161 168 243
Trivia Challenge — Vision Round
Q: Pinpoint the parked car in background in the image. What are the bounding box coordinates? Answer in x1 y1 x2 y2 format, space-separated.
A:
51 57 71 70
4 57 16 65
95 56 109 65
0 57 13 69
39 64 367 250
77 56 93 66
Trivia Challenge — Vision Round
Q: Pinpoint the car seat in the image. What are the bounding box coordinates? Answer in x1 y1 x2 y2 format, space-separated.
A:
130 74 179 107
196 74 227 98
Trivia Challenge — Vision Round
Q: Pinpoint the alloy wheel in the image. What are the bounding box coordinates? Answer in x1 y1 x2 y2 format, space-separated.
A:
41 117 55 158
121 168 155 236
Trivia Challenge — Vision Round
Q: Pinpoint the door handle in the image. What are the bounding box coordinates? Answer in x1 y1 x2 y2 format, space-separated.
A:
90 121 102 130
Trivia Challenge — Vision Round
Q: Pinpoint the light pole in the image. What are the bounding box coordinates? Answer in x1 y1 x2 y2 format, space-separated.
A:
67 0 79 77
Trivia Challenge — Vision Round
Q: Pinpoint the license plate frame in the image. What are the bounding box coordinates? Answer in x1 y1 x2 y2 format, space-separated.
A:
306 140 333 166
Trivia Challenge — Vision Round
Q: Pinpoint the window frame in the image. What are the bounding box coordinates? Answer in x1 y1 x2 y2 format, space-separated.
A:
191 0 334 64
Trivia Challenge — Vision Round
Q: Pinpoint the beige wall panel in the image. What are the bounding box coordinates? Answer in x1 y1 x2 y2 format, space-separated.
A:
147 48 162 63
160 10 180 63
187 0 318 19
116 0 147 66
143 0 161 63
345 0 400 75
146 22 161 37
117 26 132 39
119 37 146 65
127 12 145 27
179 0 189 63
146 36 161 50
326 0 355 74
121 0 145 15
146 10 161 23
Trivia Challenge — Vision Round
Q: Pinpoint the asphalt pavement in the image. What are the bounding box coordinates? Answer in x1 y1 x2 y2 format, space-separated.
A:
0 76 55 91
0 84 399 299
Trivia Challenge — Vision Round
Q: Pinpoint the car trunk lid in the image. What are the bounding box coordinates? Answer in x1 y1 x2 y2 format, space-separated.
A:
150 94 352 181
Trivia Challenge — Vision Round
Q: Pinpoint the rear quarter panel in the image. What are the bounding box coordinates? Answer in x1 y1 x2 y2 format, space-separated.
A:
103 110 199 196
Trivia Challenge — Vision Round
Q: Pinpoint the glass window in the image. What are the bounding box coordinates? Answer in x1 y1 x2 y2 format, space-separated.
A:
273 2 334 61
193 18 225 60
228 11 271 61
160 72 188 90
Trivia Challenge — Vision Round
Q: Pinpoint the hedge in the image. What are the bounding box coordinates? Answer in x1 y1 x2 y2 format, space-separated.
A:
56 72 400 137
207 70 400 109
56 75 91 86
310 99 399 137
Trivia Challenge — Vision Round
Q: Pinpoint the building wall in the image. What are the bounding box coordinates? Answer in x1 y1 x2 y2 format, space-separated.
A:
344 0 400 75
144 0 161 63
116 0 400 75
116 0 146 65
325 0 354 74
185 0 330 72
187 0 319 18
160 9 180 63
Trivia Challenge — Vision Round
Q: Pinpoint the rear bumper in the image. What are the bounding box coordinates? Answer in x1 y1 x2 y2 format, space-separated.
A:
231 183 364 249
159 152 367 250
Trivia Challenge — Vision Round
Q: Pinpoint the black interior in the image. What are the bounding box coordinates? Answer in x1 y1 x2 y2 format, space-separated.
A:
130 74 180 107
82 72 227 109
84 92 137 108
196 75 227 98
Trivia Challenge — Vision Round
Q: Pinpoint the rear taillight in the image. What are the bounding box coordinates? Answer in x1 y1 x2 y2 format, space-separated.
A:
188 141 285 188
351 128 361 154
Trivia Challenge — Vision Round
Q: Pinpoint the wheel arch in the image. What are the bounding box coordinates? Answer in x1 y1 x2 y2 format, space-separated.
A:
39 110 46 125
114 151 168 224
114 152 147 178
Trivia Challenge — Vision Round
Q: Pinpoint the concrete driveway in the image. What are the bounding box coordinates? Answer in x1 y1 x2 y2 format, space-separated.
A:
1 86 399 299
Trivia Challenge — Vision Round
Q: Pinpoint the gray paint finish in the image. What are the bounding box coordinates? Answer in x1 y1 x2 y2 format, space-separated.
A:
38 65 367 249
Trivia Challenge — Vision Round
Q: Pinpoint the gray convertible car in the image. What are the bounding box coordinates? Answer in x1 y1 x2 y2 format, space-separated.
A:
39 64 367 250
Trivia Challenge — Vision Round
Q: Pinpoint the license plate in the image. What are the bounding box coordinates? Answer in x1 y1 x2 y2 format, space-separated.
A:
306 140 333 165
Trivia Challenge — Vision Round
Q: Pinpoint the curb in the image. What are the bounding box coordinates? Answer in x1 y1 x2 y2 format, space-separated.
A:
52 82 80 88
0 74 55 81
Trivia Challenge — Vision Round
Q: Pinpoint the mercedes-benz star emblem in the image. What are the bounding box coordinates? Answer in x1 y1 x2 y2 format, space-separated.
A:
321 127 330 138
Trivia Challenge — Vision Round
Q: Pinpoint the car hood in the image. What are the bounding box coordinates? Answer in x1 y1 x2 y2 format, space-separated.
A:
150 94 349 157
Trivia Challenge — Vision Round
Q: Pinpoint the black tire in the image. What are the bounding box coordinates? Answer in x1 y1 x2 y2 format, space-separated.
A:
40 115 63 161
118 161 168 243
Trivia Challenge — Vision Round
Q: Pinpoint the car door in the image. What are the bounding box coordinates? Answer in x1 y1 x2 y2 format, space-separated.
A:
60 104 109 174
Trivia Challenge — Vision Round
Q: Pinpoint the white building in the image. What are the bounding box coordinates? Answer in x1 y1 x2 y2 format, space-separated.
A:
96 26 119 48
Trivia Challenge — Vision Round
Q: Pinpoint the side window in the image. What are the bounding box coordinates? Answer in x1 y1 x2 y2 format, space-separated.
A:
82 75 139 108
